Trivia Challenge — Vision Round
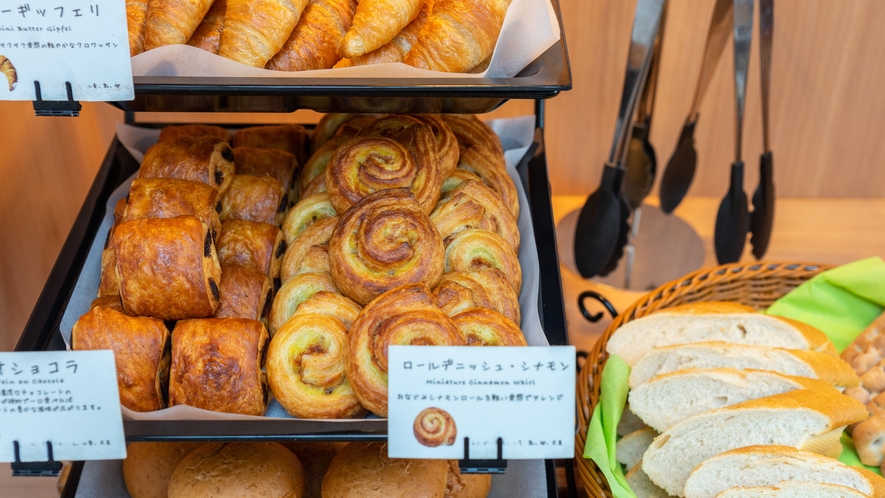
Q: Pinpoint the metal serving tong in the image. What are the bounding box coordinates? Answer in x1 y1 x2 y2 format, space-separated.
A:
659 0 733 214
574 0 665 279
714 0 754 263
750 0 775 259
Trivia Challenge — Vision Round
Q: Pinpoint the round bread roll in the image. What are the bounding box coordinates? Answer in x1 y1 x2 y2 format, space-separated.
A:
122 442 203 498
282 442 346 498
168 442 305 498
445 460 492 498
322 442 447 498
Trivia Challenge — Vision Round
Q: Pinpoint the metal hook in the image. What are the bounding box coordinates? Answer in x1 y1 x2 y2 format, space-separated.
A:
577 291 619 323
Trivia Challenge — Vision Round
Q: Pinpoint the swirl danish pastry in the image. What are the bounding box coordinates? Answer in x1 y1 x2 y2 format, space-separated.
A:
267 313 367 419
281 215 338 282
439 114 505 169
312 113 381 152
326 124 441 214
444 229 521 293
347 283 463 417
456 145 518 219
430 180 519 252
290 291 362 330
359 114 458 178
139 136 235 195
269 271 340 335
434 269 520 326
413 407 457 447
452 308 527 347
301 123 365 195
282 192 338 245
329 188 445 306
441 169 483 195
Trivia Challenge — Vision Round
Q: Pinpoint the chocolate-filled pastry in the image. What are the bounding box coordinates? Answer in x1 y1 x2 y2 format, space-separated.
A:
444 229 521 292
269 271 339 335
281 215 337 282
430 179 519 252
139 136 235 195
312 113 381 153
233 146 298 193
97 196 129 297
71 301 170 412
439 114 504 168
157 124 230 143
360 114 458 178
434 269 519 326
123 442 204 498
329 189 445 307
282 192 337 245
216 219 284 282
142 0 214 50
186 0 226 53
291 291 361 330
220 174 287 226
127 0 149 56
440 169 483 195
457 145 518 219
322 442 448 497
334 0 432 69
123 178 221 237
233 124 311 167
213 263 274 321
445 460 492 498
347 283 462 416
451 307 526 346
265 0 358 71
168 318 269 416
267 313 367 419
114 216 222 320
413 407 457 447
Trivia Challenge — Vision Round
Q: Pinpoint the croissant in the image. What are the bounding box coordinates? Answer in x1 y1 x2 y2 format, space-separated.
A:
0 55 15 91
343 0 425 58
143 0 215 51
126 0 149 56
266 0 358 71
404 0 511 73
186 0 226 53
218 0 309 67
334 0 432 68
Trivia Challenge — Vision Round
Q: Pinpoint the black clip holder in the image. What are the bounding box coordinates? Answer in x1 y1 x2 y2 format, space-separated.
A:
459 437 507 474
33 81 82 117
10 440 63 477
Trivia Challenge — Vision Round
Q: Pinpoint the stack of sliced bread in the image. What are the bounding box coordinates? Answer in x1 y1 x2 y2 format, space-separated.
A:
604 302 882 498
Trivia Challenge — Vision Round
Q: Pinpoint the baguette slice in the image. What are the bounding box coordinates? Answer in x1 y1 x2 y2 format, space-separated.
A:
641 389 867 497
629 368 836 432
616 427 657 470
626 462 668 498
628 342 859 390
684 446 885 498
715 481 871 497
607 302 836 365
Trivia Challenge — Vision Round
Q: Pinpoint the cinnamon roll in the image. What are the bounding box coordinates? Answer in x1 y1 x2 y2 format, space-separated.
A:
456 145 519 219
267 313 367 419
434 269 520 326
444 229 521 293
430 180 519 253
451 308 527 346
326 124 441 214
269 271 339 335
359 114 458 177
413 407 457 447
139 136 235 196
157 124 230 143
441 170 482 196
312 113 381 152
300 124 362 196
281 215 338 282
439 114 504 169
220 174 287 226
291 291 362 330
347 283 463 417
282 192 338 245
216 219 285 282
329 189 445 306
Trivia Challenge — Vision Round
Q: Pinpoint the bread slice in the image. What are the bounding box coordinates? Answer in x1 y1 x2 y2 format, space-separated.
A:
683 446 885 498
628 342 859 390
628 368 836 432
617 404 648 436
616 427 657 469
626 462 668 498
607 302 836 365
641 389 867 497
714 481 871 498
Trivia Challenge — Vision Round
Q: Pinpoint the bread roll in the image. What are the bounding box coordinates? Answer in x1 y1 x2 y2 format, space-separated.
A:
282 442 345 498
122 442 203 498
168 442 305 498
444 460 491 498
322 442 447 497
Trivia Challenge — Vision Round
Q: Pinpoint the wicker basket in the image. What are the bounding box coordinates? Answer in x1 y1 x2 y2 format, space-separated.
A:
575 261 833 497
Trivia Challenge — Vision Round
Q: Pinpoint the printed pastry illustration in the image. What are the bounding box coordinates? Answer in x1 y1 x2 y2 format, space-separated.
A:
413 407 457 447
0 56 17 91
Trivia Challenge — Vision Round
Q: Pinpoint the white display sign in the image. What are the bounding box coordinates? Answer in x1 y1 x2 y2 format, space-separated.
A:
0 0 133 101
388 346 575 460
0 350 126 462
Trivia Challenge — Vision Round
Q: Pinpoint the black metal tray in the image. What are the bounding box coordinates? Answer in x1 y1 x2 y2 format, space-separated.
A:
112 0 571 114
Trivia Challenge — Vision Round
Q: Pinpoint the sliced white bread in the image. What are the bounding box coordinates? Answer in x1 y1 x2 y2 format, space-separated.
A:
628 342 859 390
616 427 657 469
617 404 648 436
641 389 867 497
714 481 871 498
628 368 837 432
683 445 885 498
626 462 668 498
607 302 836 365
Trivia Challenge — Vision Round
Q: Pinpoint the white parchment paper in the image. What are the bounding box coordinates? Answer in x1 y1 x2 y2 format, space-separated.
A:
131 0 559 79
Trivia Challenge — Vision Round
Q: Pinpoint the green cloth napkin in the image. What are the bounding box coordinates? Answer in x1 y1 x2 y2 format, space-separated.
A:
582 257 885 495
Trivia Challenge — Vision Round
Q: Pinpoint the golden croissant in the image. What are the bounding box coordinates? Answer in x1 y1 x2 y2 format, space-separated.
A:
218 0 309 67
343 0 425 58
0 55 17 91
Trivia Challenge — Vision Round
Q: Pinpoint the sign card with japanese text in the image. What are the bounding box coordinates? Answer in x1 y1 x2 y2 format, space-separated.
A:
388 346 575 459
0 350 126 462
0 0 132 101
